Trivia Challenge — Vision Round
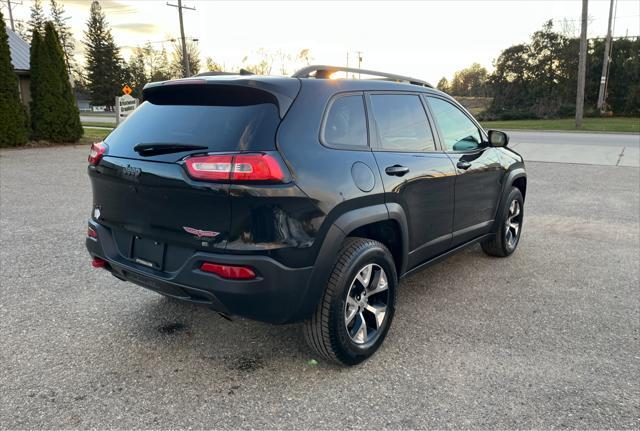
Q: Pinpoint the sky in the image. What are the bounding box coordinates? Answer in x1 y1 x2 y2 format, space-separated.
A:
3 0 640 84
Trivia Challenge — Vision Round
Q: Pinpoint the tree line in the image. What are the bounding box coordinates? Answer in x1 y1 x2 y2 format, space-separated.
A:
78 1 313 107
0 9 80 146
437 21 639 119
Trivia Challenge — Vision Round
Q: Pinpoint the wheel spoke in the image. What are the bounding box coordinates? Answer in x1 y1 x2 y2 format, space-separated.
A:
368 270 388 296
364 303 387 328
505 229 513 244
352 312 368 344
345 306 358 326
512 202 520 218
509 200 516 215
356 265 373 288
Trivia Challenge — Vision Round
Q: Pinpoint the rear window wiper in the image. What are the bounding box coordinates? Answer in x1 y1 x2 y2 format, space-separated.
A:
133 143 208 156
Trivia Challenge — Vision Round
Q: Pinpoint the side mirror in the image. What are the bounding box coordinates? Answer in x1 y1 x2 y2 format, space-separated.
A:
488 130 509 147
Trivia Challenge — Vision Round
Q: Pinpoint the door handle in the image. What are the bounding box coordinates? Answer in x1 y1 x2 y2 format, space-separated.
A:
457 161 472 170
385 165 410 177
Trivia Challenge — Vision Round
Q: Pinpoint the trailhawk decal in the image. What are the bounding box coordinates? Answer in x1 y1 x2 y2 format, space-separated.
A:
182 226 220 239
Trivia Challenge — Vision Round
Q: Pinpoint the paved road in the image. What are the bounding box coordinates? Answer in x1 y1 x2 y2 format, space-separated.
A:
1 145 638 429
506 130 639 167
80 114 116 124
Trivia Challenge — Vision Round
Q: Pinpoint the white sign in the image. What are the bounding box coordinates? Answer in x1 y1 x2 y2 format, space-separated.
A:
115 94 139 126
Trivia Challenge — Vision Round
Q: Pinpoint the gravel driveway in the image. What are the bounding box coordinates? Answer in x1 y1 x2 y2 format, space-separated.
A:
1 145 638 429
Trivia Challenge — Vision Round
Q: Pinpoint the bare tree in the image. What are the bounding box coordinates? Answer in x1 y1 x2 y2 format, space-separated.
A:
171 39 200 78
242 48 274 75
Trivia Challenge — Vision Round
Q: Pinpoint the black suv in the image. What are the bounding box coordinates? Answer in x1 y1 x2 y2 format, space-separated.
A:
86 65 526 365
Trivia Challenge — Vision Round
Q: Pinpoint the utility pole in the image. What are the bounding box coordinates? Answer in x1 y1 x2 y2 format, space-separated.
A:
167 0 195 78
5 0 21 31
575 0 588 129
356 51 363 78
597 0 615 113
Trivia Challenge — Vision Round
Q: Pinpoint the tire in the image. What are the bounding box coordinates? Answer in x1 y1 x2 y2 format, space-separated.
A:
482 187 524 257
303 237 398 366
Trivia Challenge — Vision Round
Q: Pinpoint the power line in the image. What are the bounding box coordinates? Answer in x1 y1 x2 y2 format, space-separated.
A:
3 0 23 31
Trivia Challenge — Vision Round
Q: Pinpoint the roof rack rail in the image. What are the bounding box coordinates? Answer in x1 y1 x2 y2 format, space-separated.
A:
292 65 432 88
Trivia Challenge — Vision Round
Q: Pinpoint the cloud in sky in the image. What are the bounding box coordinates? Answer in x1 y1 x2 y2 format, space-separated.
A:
113 23 161 34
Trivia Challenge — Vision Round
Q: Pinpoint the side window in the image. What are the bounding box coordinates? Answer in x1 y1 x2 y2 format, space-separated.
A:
369 94 436 152
427 97 483 152
323 95 368 148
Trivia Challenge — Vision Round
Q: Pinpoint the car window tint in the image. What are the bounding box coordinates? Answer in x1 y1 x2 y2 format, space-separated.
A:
370 94 435 152
427 97 482 152
323 95 368 148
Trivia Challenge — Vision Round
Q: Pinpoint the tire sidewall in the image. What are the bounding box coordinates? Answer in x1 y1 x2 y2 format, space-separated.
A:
330 244 397 365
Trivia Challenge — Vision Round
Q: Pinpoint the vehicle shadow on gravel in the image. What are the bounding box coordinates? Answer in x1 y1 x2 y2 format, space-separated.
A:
110 248 488 372
124 295 312 370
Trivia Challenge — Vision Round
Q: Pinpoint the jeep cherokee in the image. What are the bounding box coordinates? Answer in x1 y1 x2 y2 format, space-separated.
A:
86 65 527 365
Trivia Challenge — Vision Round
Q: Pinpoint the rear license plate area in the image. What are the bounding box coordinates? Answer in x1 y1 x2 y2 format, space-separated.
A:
132 236 165 270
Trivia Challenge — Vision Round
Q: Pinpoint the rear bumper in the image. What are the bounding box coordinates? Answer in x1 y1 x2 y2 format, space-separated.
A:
86 220 314 324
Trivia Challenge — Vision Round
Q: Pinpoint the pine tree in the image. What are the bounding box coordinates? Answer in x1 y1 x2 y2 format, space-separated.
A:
0 12 29 146
84 1 123 108
29 29 46 139
30 22 83 142
49 0 75 78
27 0 46 42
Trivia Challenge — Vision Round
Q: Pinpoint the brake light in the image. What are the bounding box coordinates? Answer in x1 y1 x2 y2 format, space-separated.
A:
184 154 285 182
88 141 107 165
200 262 256 280
91 257 107 268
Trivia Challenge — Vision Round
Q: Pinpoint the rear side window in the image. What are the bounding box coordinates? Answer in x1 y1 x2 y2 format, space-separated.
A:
370 94 436 152
322 95 368 149
105 85 281 160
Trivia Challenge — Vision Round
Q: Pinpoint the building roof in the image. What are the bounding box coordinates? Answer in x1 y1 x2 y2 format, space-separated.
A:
6 25 30 72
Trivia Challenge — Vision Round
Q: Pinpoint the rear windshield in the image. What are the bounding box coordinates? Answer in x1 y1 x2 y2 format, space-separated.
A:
105 86 280 161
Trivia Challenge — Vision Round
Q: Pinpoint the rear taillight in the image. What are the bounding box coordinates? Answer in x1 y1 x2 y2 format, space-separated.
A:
200 262 257 280
91 257 107 268
88 141 107 165
184 153 286 182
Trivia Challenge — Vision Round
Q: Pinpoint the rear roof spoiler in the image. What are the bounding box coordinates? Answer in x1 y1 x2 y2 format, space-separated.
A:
142 76 300 118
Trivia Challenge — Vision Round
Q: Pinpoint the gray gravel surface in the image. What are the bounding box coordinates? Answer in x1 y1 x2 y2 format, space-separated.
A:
1 145 638 429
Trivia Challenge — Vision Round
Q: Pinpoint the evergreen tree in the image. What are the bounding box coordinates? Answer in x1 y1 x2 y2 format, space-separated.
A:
30 22 82 142
0 12 29 146
29 29 46 139
49 0 76 78
84 1 123 108
124 49 147 98
27 0 46 41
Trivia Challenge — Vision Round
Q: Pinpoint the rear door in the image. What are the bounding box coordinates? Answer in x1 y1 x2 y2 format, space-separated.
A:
367 92 457 269
425 96 504 246
89 83 283 270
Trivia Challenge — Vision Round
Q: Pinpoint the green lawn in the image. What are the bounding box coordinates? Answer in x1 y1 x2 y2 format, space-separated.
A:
82 121 115 128
82 127 112 142
481 117 640 133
